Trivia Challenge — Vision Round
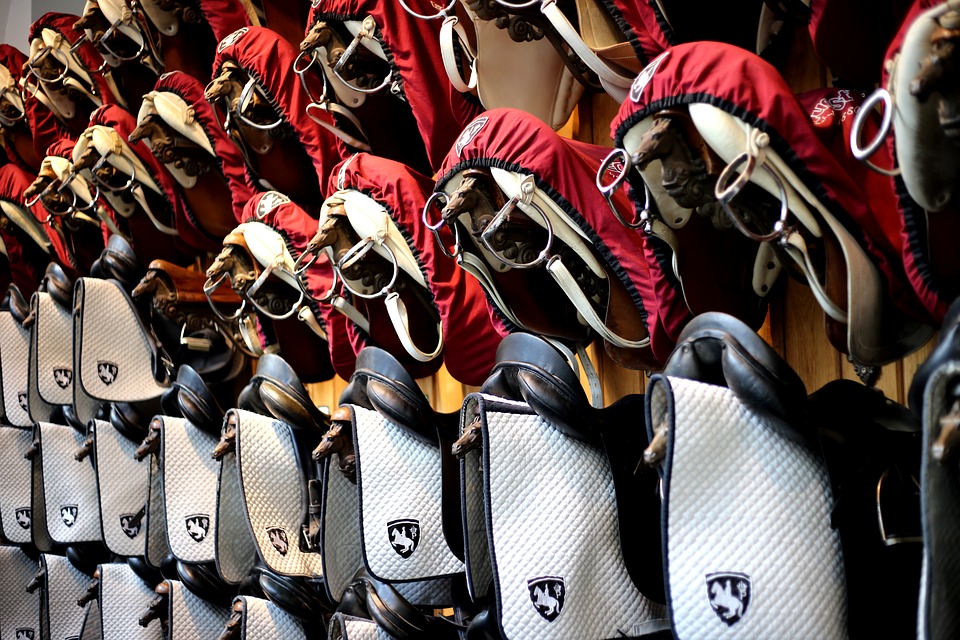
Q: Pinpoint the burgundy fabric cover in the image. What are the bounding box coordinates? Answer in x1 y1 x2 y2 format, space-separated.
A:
198 0 252 44
627 0 766 55
0 164 65 293
611 42 924 322
436 108 682 365
0 45 39 173
333 153 504 385
153 70 257 224
241 191 353 381
603 0 669 63
212 26 348 201
307 1 484 172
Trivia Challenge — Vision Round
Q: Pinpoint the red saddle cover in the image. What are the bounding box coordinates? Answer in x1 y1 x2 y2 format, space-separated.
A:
333 153 504 385
198 0 252 45
436 107 684 367
0 45 39 173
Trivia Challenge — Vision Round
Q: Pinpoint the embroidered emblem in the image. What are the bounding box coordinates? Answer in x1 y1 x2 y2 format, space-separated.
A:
185 514 210 543
255 191 290 219
456 117 488 157
120 511 142 539
630 51 670 103
15 628 35 640
15 507 30 529
60 504 78 527
706 572 751 626
53 367 73 389
218 27 248 52
266 527 289 555
17 391 27 412
97 361 118 385
528 576 565 622
387 519 420 559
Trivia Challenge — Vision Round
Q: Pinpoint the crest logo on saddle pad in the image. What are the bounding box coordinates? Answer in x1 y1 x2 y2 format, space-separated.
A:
97 361 118 385
630 51 669 103
53 367 73 388
17 392 27 412
218 27 248 52
120 512 142 539
266 527 289 555
15 507 30 529
15 628 35 640
706 572 751 626
456 117 488 157
185 514 210 543
528 576 565 622
387 519 420 559
60 504 78 527
256 191 290 219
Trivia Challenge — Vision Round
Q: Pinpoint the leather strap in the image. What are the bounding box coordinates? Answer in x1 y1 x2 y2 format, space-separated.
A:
384 291 443 363
440 16 478 93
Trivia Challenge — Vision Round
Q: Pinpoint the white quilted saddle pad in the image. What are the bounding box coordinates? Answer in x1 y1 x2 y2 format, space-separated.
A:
93 419 148 557
1 309 33 426
320 447 362 603
464 393 668 639
96 562 163 640
353 405 464 583
28 293 56 423
32 291 75 409
235 595 307 639
215 441 257 586
0 425 36 544
328 612 390 640
0 545 40 640
234 409 323 578
160 416 220 564
37 422 102 545
166 579 232 639
42 552 91 640
74 277 167 404
648 375 847 639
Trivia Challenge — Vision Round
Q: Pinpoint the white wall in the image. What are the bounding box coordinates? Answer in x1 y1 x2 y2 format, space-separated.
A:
0 0 83 52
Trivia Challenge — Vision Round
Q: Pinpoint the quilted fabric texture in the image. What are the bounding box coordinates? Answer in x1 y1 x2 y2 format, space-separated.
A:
0 426 35 543
161 417 220 563
330 613 391 640
353 405 464 581
238 596 307 640
72 288 105 425
481 394 667 639
216 449 258 584
393 575 454 608
460 397 492 600
82 600 102 640
1 310 32 426
34 292 74 404
168 579 232 639
76 278 167 403
146 454 172 568
654 376 847 639
235 409 323 578
0 546 40 640
98 562 163 640
321 454 362 602
39 422 102 544
27 308 56 422
94 419 149 556
42 553 90 640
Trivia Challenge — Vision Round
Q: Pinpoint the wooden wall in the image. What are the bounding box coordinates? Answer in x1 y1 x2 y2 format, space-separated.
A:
307 29 935 414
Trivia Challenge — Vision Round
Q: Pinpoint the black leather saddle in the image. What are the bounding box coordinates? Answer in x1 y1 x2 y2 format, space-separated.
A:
90 234 145 292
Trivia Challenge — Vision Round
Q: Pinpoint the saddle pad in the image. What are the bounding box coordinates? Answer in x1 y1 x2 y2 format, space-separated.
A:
41 553 90 640
96 562 163 640
28 294 56 423
328 613 389 640
234 409 323 578
465 393 668 639
0 546 40 640
234 595 307 640
93 419 148 557
459 406 491 600
74 278 167 403
648 375 847 639
37 422 102 545
353 405 464 582
145 452 172 569
215 447 257 585
917 360 960 639
81 600 101 640
33 291 75 406
0 426 36 543
160 416 220 563
320 455 362 602
0 309 32 426
166 579 231 640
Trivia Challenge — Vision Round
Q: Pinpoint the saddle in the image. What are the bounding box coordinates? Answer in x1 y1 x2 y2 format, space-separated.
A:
85 562 165 640
34 553 91 640
429 108 682 375
0 44 40 174
137 578 232 640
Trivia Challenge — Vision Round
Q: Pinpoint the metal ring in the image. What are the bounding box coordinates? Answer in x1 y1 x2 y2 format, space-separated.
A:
421 191 449 231
335 237 401 300
0 89 26 126
97 17 148 62
246 266 305 320
718 159 791 243
330 65 393 95
850 88 900 176
294 49 329 108
27 46 71 84
715 150 758 205
596 147 645 229
91 151 137 193
235 78 284 131
397 0 457 20
24 182 53 208
293 245 321 275
203 271 247 322
492 0 540 8
480 195 555 270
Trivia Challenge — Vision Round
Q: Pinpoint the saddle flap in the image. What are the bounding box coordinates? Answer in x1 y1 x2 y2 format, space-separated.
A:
32 291 75 406
37 421 102 545
93 419 149 557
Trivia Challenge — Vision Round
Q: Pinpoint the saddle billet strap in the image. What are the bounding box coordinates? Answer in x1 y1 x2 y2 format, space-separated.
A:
41 553 90 640
164 579 232 639
96 562 164 640
0 309 33 427
0 426 35 544
33 290 75 406
232 595 308 639
647 374 847 639
329 612 391 640
159 416 220 564
92 418 149 557
0 546 41 640
36 422 103 546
